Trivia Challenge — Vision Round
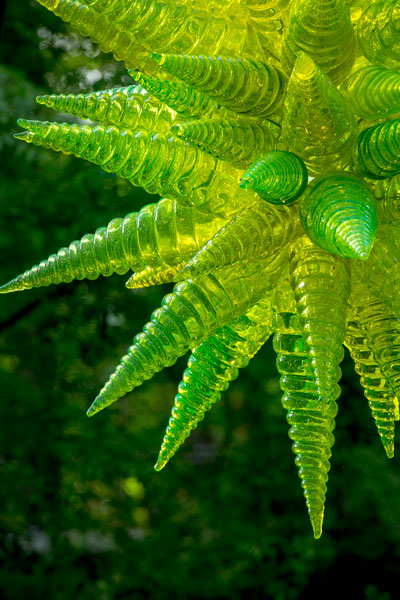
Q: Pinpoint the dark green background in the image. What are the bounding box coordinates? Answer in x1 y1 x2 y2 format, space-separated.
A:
0 2 399 598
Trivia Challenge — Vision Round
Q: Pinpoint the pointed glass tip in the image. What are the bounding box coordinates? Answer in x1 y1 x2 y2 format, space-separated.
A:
0 277 24 293
86 401 100 417
310 512 323 540
294 52 316 79
36 95 52 107
154 456 167 471
150 52 164 65
170 124 184 137
383 441 394 459
125 274 141 289
239 176 251 190
14 131 35 143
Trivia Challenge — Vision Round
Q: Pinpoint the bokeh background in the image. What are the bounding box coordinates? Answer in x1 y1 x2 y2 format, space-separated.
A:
1 2 400 598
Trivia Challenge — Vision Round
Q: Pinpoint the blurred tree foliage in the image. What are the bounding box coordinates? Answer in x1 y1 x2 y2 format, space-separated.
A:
1 2 400 598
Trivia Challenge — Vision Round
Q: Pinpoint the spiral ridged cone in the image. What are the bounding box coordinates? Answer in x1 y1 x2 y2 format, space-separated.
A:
273 310 339 538
171 118 277 168
177 200 295 280
281 52 358 176
340 60 400 121
155 298 273 470
87 252 287 416
352 119 400 180
15 119 221 201
345 318 397 458
289 236 349 399
299 174 377 260
152 53 286 118
36 0 156 72
83 0 265 59
280 0 357 85
135 72 219 119
0 200 229 294
240 150 308 205
356 0 400 70
36 85 175 133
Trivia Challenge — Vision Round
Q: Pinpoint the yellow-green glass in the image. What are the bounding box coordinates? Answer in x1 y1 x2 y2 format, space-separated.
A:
155 297 274 470
240 151 308 205
352 119 400 180
273 280 339 539
171 117 279 168
281 52 358 176
87 251 287 416
299 174 378 260
374 175 400 224
357 0 400 70
344 318 398 459
152 54 286 118
177 199 295 280
280 0 357 86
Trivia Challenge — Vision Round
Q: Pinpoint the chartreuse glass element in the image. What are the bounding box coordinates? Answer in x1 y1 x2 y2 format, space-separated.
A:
273 281 339 539
155 296 274 471
299 174 378 259
4 0 400 539
240 151 308 204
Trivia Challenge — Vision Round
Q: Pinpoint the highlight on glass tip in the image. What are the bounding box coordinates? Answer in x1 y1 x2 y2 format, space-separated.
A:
3 0 400 540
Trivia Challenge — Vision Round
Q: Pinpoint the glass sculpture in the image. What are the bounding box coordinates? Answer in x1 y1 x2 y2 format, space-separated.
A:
2 0 400 539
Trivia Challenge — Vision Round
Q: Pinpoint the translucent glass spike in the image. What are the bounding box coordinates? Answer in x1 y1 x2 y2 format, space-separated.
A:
340 59 400 121
125 263 186 289
81 0 266 59
345 319 397 458
240 151 308 205
0 201 228 294
352 119 400 180
374 175 400 224
36 0 156 73
280 0 357 86
350 281 400 404
36 85 175 133
357 0 400 70
177 199 295 280
86 251 287 416
289 235 349 400
171 117 278 168
300 174 378 260
155 297 274 470
15 119 220 203
151 53 287 118
134 72 221 119
281 52 358 177
273 298 339 539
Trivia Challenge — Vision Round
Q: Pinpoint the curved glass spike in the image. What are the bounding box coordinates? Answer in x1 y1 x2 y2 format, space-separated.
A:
280 0 357 86
151 54 287 118
134 72 221 119
340 59 400 122
357 0 400 70
82 0 266 59
374 175 400 224
352 119 400 181
125 263 186 289
171 117 278 168
36 0 156 73
357 224 400 317
344 318 398 458
273 280 339 539
300 174 378 260
36 85 175 133
281 52 358 177
14 119 221 202
240 151 308 205
349 281 400 414
155 296 274 470
176 199 296 280
0 200 228 294
86 250 288 417
289 235 349 400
